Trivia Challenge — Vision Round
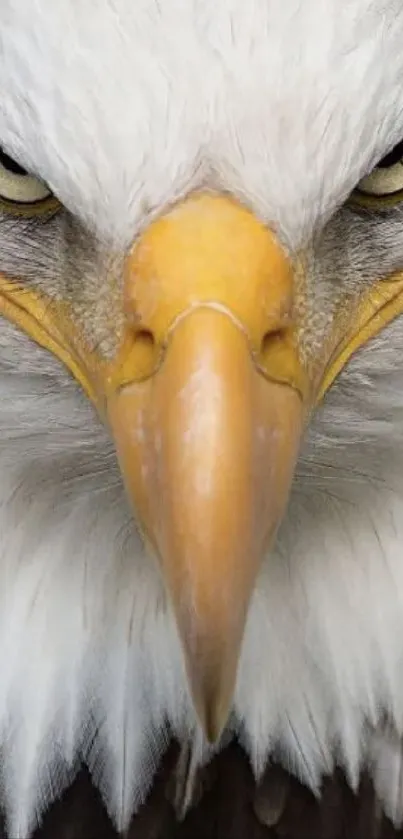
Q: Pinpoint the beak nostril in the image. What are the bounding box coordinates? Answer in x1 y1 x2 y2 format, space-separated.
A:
260 329 286 358
134 328 156 352
258 326 305 396
111 328 158 390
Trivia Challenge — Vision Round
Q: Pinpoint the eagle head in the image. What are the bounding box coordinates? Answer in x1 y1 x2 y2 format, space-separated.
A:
1 1 403 835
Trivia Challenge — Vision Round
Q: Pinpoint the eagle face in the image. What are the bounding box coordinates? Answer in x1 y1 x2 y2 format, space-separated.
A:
1 1 403 836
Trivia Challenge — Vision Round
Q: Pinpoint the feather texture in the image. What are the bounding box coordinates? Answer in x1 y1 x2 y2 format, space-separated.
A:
0 1 403 835
1 1 403 246
0 312 402 832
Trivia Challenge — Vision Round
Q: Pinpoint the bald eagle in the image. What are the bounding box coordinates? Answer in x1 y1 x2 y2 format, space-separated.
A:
1 1 403 837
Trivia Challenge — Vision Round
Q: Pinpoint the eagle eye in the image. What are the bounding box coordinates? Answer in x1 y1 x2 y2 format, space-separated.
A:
0 146 57 214
353 138 403 207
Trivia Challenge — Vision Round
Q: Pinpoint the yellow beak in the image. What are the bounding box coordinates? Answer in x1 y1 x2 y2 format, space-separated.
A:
0 191 310 742
1 192 403 742
107 193 306 740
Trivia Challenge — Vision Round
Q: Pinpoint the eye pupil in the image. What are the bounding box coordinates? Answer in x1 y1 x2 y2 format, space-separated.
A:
377 139 403 169
0 147 27 176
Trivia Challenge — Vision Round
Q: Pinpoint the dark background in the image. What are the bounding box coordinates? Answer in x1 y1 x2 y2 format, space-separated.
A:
2 742 401 839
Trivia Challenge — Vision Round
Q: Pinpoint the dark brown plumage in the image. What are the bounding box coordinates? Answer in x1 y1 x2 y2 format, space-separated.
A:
4 745 397 839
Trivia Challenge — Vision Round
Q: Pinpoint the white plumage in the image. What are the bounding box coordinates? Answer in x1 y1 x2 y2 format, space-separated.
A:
0 2 403 836
2 0 403 243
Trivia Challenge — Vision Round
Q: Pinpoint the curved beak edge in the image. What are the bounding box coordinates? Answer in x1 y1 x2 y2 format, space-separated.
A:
108 307 303 742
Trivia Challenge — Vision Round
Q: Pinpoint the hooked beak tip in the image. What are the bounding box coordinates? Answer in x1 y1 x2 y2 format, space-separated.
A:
189 661 234 744
181 607 245 745
200 699 230 745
